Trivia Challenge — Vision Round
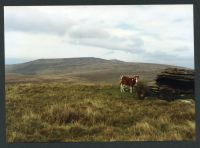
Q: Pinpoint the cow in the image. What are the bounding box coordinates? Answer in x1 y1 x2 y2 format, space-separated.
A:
120 75 139 93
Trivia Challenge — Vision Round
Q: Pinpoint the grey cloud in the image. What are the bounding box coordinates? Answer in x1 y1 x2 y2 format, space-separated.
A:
5 9 73 35
142 31 161 39
173 47 193 52
69 36 144 53
168 36 188 41
69 28 110 39
68 26 145 53
102 50 115 56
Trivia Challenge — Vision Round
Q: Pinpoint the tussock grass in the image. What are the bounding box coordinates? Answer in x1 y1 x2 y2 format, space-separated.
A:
6 82 195 142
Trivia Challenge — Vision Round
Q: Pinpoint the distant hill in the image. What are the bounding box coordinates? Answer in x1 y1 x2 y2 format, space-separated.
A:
5 57 184 83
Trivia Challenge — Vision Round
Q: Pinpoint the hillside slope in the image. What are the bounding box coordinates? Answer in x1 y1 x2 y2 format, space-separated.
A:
5 57 182 83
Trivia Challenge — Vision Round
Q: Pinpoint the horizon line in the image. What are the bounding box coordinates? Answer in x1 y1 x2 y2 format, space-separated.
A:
5 57 194 70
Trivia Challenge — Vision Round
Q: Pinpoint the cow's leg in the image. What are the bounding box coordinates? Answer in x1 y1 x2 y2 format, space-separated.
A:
130 86 133 93
120 84 124 93
122 84 126 92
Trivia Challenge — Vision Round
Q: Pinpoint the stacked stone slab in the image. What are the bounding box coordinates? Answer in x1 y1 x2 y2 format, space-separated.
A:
156 68 194 89
147 81 159 96
155 68 194 100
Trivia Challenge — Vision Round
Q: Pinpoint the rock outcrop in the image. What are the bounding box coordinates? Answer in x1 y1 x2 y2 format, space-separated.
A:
156 68 194 90
147 68 194 101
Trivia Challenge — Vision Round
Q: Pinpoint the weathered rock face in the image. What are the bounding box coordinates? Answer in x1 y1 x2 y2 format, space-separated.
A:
147 68 194 101
147 81 159 96
156 68 194 90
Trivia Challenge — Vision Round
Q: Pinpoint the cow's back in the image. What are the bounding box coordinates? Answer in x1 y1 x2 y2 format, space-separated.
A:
121 75 137 87
121 76 131 86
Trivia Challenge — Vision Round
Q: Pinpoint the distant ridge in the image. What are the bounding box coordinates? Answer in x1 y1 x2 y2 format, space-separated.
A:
5 57 187 82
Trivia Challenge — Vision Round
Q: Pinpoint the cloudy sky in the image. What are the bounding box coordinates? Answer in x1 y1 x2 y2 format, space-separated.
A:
4 5 194 68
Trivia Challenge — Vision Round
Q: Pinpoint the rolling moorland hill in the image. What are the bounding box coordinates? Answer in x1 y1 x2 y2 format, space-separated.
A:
5 57 184 84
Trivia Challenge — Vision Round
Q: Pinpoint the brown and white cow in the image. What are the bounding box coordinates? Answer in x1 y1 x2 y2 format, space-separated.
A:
120 75 139 93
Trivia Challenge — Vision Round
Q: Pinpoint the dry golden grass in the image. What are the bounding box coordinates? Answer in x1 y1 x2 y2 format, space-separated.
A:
6 82 195 142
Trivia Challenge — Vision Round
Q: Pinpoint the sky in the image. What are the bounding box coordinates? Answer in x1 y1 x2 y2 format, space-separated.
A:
4 5 194 68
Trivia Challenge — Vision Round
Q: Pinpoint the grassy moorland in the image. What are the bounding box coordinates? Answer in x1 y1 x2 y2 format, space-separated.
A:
6 82 195 142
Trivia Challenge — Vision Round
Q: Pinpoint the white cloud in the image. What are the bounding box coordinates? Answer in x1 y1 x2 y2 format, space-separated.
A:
4 5 194 68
